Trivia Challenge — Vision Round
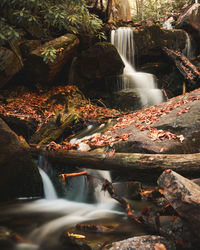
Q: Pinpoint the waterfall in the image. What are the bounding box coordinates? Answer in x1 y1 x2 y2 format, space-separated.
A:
38 168 58 200
183 32 195 59
3 166 120 250
111 27 163 107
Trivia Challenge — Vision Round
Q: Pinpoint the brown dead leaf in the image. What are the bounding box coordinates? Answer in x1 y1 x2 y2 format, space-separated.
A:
154 243 166 250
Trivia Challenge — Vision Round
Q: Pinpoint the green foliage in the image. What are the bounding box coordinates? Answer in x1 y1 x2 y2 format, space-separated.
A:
41 46 57 64
0 18 20 46
0 0 105 61
134 0 192 22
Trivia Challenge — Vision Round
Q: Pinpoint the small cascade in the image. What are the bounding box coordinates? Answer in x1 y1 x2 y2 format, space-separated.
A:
2 163 121 250
38 168 58 200
111 27 163 107
183 32 195 59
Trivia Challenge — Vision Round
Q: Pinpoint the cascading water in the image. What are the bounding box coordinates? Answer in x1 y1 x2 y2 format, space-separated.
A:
38 168 57 200
111 27 164 107
183 32 195 59
0 157 119 250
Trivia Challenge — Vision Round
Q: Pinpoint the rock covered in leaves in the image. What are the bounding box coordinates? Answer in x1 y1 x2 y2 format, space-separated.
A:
106 235 175 250
107 88 200 154
0 118 43 201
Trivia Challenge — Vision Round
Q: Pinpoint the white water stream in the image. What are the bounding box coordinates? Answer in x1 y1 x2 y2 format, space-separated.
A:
38 168 57 200
0 159 120 250
183 32 195 59
111 27 164 107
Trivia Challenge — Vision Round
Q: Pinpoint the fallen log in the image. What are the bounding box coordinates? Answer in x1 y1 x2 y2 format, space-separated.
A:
163 47 200 82
30 112 76 145
32 149 200 182
158 170 200 239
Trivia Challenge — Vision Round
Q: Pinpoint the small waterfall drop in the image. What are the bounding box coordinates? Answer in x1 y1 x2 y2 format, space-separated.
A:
5 157 120 250
183 32 195 59
38 168 58 200
111 27 163 107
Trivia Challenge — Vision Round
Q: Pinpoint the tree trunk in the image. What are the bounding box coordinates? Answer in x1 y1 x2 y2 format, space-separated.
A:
105 0 113 22
158 170 200 238
163 46 200 82
33 149 200 182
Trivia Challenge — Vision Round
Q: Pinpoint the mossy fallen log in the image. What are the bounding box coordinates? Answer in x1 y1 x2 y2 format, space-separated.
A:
30 112 76 145
32 149 200 182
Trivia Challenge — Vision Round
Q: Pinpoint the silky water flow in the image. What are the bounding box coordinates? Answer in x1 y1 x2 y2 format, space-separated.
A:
0 157 124 250
111 27 164 108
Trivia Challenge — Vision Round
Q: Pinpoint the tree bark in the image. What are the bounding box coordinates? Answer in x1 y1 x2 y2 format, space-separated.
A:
105 0 113 22
33 149 200 182
163 46 200 82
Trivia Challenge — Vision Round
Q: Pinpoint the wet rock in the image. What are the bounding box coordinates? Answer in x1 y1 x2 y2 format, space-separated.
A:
108 89 141 112
0 47 22 89
133 26 188 59
59 232 91 250
25 34 79 85
158 170 200 239
0 226 15 250
68 42 124 91
177 3 200 46
0 118 43 201
112 181 141 200
106 235 175 250
159 216 198 249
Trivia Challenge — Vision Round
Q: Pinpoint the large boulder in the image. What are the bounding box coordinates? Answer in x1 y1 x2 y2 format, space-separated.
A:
68 42 125 91
0 118 43 201
177 3 200 46
158 170 200 239
105 88 200 154
25 34 79 85
106 235 175 250
0 47 22 89
133 26 189 59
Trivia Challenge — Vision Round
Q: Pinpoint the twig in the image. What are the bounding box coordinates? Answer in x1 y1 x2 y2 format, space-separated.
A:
59 171 88 184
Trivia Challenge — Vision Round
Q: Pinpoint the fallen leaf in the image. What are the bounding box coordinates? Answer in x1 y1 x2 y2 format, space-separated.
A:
154 243 166 250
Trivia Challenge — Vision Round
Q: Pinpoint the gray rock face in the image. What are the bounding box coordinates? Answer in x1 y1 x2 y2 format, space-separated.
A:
106 235 175 250
0 118 43 201
113 181 141 200
112 88 200 154
158 170 200 239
